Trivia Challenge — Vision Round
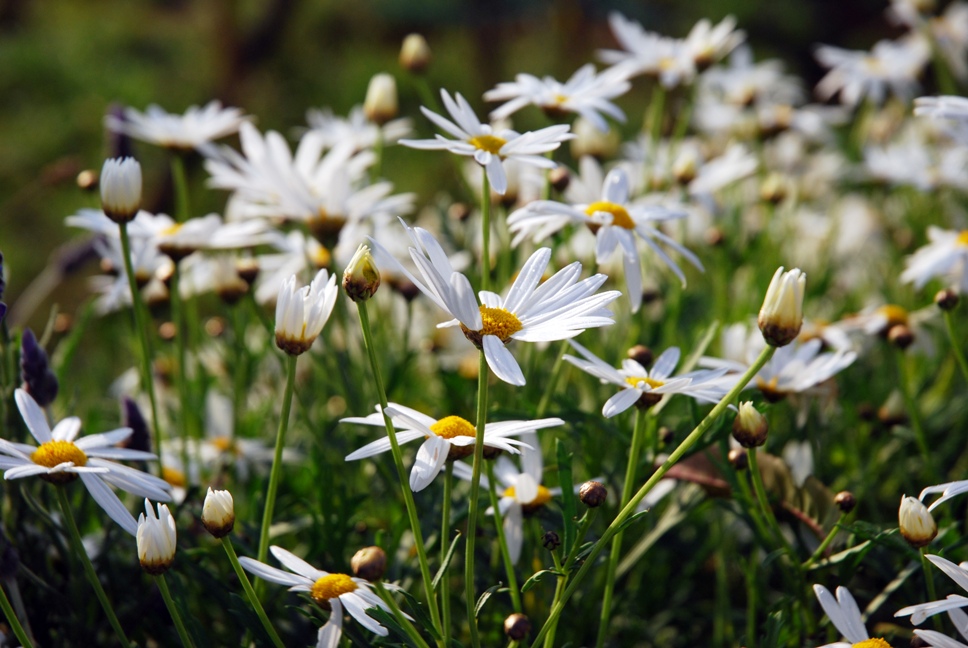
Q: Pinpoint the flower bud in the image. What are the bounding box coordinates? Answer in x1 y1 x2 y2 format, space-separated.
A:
137 499 177 574
935 288 959 311
898 495 937 548
759 172 788 204
342 245 381 303
201 488 235 538
399 33 432 73
578 480 607 508
541 530 561 551
121 397 152 455
236 256 260 287
887 324 914 350
76 169 98 192
728 447 748 470
350 546 387 582
627 344 654 369
20 328 59 407
549 167 570 194
504 613 531 641
758 266 805 347
275 269 338 356
363 73 398 126
100 157 142 223
834 491 856 514
731 402 768 448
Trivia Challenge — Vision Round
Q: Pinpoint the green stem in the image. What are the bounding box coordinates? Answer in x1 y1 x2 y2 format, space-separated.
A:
256 354 297 571
155 573 196 648
54 487 131 647
357 300 443 643
543 573 567 648
485 461 522 613
221 539 285 648
747 447 795 556
894 348 933 478
374 581 433 648
595 408 649 648
170 265 192 474
170 154 191 223
531 345 776 647
943 310 968 386
441 463 453 646
745 557 758 648
118 222 164 468
802 513 847 570
535 339 570 418
0 582 33 648
465 351 490 648
922 547 943 632
481 171 492 293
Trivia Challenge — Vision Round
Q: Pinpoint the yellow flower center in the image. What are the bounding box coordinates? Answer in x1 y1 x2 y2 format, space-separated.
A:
480 306 523 341
211 436 238 455
310 573 357 604
504 484 553 507
161 223 183 236
552 93 568 106
469 134 507 155
956 230 968 247
585 201 635 229
876 304 909 328
625 376 664 389
163 466 187 489
430 415 477 439
31 440 87 485
853 640 891 648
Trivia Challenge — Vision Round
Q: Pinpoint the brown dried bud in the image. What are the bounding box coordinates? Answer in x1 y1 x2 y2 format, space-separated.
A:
350 546 387 582
834 491 856 514
627 344 653 369
578 480 607 508
541 530 561 551
887 324 914 350
504 613 531 641
728 447 748 470
935 288 959 311
549 167 570 193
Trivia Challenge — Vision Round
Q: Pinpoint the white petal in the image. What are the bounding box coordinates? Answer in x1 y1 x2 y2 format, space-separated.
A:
483 335 525 386
79 473 139 536
602 388 642 418
14 389 52 444
410 436 449 492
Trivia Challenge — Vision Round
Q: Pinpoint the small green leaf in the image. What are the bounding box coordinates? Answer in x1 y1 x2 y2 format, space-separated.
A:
432 531 462 592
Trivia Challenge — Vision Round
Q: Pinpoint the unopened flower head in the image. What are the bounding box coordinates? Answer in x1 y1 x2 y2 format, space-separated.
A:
274 269 339 355
342 244 381 303
100 157 142 223
758 267 805 347
363 73 399 125
400 33 431 73
137 499 177 574
899 495 937 547
732 401 768 448
201 488 235 538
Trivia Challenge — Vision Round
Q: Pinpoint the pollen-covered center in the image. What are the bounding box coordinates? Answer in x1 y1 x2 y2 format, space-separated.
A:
852 639 891 648
479 306 523 341
876 304 909 328
310 573 357 603
430 415 477 440
31 440 87 484
625 376 664 390
585 201 635 229
469 134 507 155
957 230 968 247
505 484 553 507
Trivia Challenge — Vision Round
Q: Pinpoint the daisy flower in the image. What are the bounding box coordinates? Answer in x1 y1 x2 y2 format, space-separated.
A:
483 64 630 132
0 389 172 535
912 628 968 648
274 269 339 356
369 220 621 385
507 159 702 311
598 13 696 88
813 584 888 648
239 545 393 648
399 89 572 195
105 101 251 151
565 340 730 417
343 403 563 492
896 555 968 626
305 105 413 152
684 16 746 70
900 226 968 293
814 36 930 107
137 499 177 574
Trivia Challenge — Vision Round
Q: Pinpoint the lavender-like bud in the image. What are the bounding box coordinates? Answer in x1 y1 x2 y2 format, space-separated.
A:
0 250 6 302
122 397 152 455
20 329 58 407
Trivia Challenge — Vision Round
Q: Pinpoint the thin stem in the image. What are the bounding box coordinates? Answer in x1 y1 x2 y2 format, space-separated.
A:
118 222 163 468
257 354 297 570
169 154 191 223
170 266 193 473
595 408 649 648
747 447 795 556
543 574 567 648
0 582 33 648
531 345 776 648
802 513 848 570
485 461 523 613
441 463 453 646
357 300 444 643
54 487 131 647
480 171 492 293
465 350 490 648
155 573 196 648
374 581 433 648
535 339 570 418
922 547 943 632
943 310 968 386
221 539 286 648
894 348 933 478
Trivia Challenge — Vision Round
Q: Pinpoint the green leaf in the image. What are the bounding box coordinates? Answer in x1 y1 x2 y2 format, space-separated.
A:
474 584 503 618
521 569 559 593
432 531 462 592
397 588 442 641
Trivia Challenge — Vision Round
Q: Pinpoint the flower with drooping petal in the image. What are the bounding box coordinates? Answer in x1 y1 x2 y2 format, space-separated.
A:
239 545 394 648
274 269 339 355
343 403 562 492
0 389 171 535
400 89 572 195
813 584 888 648
137 499 177 574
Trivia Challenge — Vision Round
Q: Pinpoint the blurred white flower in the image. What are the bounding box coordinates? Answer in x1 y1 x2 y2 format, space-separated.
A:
106 101 250 151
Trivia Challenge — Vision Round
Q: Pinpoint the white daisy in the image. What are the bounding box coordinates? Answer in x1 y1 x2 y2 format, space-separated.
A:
105 101 251 151
274 269 339 356
0 389 172 535
900 226 968 293
921 478 968 512
913 629 968 648
684 15 746 69
483 64 630 133
137 499 177 574
343 403 562 492
369 220 621 385
507 159 701 311
399 89 572 195
598 13 696 88
897 556 968 626
305 105 413 152
239 545 393 648
813 584 887 648
565 340 730 418
814 36 930 107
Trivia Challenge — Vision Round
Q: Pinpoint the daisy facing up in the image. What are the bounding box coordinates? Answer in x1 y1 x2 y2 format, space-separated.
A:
0 389 172 535
342 403 563 492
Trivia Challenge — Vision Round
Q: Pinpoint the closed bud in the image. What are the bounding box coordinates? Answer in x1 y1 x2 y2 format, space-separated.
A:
728 447 748 470
731 402 768 448
137 500 177 574
201 488 235 538
834 491 856 514
760 172 788 204
758 266 805 347
363 73 398 126
627 344 654 369
898 495 937 548
100 157 142 223
351 546 387 582
549 167 570 193
399 33 432 73
504 613 531 641
887 324 914 350
541 530 561 551
76 169 98 192
579 480 607 508
935 288 959 311
343 244 381 303
20 328 58 407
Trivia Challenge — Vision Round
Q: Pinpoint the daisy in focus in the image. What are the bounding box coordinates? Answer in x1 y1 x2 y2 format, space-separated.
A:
483 64 631 133
274 268 339 356
508 159 702 311
812 584 889 648
400 89 572 195
342 403 563 492
370 220 621 385
900 226 968 293
565 341 730 417
239 545 393 648
0 389 172 535
105 101 251 151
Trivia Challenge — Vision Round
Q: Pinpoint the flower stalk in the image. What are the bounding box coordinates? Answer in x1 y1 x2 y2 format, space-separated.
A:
154 573 196 648
485 460 523 613
464 349 490 648
220 538 285 648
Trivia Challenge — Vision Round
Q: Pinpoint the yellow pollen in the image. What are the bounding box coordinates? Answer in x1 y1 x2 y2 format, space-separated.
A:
876 304 909 328
211 436 238 454
469 134 507 155
429 415 477 440
31 440 87 469
852 640 891 648
310 573 357 603
163 466 187 488
585 201 635 229
625 376 664 389
658 56 677 71
504 484 553 507
552 93 568 105
161 223 183 236
957 230 968 246
479 306 523 342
